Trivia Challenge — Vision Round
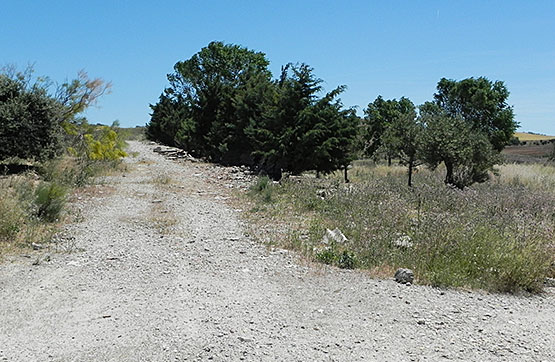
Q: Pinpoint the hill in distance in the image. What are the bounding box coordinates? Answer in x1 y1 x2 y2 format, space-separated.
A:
514 132 555 141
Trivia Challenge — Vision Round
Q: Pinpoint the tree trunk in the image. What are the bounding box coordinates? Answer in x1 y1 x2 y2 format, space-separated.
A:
408 160 413 187
444 161 454 186
344 165 349 183
387 155 392 167
316 170 320 179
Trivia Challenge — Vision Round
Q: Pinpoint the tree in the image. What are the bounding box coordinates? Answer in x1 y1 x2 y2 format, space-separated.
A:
382 113 423 186
419 77 517 188
419 112 498 188
55 70 111 126
301 86 359 181
156 41 273 164
246 63 358 180
0 71 63 161
432 77 516 151
246 63 323 179
0 65 111 162
362 96 416 164
146 93 189 147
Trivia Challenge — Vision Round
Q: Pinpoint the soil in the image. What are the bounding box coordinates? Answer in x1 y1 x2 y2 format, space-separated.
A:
1 141 554 361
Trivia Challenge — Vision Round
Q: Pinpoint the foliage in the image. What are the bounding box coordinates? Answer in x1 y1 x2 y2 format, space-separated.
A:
247 63 359 179
419 77 517 188
432 77 517 151
84 126 127 161
147 41 273 165
0 65 111 163
362 96 416 161
34 181 66 222
246 165 554 293
249 175 274 202
381 112 423 186
419 113 498 188
147 43 359 180
316 247 357 269
0 69 63 161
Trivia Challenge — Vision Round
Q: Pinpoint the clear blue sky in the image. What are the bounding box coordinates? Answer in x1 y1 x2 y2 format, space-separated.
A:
2 1 554 134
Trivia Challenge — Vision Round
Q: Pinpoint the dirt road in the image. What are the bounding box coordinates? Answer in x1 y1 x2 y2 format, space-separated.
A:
1 141 554 361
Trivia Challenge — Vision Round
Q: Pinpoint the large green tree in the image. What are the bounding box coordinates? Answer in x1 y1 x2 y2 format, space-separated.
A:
432 77 516 151
420 77 517 188
419 112 498 188
153 41 273 164
246 63 358 180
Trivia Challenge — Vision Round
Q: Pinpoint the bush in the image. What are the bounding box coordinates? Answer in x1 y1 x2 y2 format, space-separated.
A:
250 176 274 202
34 182 66 222
0 73 63 161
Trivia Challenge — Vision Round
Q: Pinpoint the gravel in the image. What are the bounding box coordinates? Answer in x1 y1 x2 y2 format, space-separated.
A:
1 140 554 361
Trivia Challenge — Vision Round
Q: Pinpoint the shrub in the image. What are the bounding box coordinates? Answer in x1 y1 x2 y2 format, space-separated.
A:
0 73 63 161
250 176 274 202
34 182 66 222
84 126 127 161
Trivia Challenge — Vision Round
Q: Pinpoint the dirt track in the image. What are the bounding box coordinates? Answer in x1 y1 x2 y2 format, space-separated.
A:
1 141 554 361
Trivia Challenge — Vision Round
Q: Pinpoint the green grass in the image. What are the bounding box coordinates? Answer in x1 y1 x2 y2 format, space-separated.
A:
0 154 125 258
246 163 555 293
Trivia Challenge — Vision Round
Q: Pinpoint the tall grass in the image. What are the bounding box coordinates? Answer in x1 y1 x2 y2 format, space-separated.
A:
495 163 555 193
247 164 555 293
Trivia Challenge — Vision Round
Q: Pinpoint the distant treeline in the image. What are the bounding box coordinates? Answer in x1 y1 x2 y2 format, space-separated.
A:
146 41 517 188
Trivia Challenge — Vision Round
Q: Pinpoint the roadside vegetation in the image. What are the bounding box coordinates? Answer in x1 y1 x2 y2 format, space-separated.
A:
0 66 127 259
246 163 555 294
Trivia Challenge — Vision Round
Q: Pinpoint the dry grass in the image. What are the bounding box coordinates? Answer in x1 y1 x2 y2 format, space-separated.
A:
148 201 178 235
494 163 555 193
0 155 124 260
246 162 555 293
514 132 555 141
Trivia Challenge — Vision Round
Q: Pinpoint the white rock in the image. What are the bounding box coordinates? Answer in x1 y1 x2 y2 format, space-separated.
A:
322 228 348 244
392 233 413 248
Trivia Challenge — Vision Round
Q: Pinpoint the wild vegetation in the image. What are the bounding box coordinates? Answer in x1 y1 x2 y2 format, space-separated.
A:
0 66 127 258
246 163 555 293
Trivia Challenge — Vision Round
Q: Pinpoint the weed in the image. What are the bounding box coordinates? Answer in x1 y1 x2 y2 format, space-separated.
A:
152 174 173 185
34 182 67 222
249 176 274 202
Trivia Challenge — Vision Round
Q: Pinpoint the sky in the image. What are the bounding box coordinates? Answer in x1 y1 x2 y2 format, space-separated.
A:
2 1 554 134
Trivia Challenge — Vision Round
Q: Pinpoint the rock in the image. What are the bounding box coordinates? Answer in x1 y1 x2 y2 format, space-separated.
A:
322 228 348 245
31 243 44 250
544 277 555 288
392 234 413 248
394 268 414 284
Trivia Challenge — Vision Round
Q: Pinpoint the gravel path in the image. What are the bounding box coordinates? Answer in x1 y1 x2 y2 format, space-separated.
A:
1 141 554 361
